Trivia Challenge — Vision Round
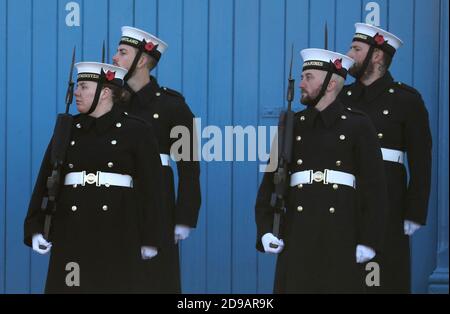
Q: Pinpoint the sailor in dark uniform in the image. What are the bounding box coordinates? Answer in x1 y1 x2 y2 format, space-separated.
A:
339 23 432 293
255 48 388 293
24 62 164 293
112 27 201 293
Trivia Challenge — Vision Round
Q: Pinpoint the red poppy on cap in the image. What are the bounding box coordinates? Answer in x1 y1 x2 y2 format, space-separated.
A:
105 70 115 81
333 58 342 70
374 33 385 46
145 41 155 52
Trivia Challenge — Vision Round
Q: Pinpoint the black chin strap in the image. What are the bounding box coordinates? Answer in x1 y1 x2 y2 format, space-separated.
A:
307 67 334 107
124 49 144 82
85 74 106 115
353 45 375 80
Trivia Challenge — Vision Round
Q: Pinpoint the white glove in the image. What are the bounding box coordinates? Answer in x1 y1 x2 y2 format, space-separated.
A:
174 224 191 244
356 244 376 263
141 246 158 260
404 220 421 236
32 234 52 255
261 233 284 254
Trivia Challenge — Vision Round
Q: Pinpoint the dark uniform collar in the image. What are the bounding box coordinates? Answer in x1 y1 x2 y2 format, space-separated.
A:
78 104 122 133
319 99 345 129
78 114 96 130
353 71 394 102
133 75 161 105
301 106 320 128
300 99 344 129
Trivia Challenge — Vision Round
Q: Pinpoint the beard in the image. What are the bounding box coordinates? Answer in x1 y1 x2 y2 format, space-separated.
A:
348 59 375 79
348 61 362 77
300 84 323 106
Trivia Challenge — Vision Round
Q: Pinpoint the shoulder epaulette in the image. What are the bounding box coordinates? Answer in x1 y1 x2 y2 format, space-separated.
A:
123 111 150 126
161 86 185 100
345 106 366 116
393 81 420 96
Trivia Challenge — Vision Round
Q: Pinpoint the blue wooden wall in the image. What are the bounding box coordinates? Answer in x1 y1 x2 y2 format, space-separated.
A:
0 0 448 294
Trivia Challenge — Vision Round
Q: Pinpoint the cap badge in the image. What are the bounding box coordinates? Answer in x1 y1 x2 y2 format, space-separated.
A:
374 33 386 46
144 41 156 52
333 58 342 70
105 70 116 81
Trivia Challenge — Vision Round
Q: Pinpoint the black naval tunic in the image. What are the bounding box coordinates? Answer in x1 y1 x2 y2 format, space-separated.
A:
339 72 432 293
24 105 164 293
123 76 201 293
255 99 388 293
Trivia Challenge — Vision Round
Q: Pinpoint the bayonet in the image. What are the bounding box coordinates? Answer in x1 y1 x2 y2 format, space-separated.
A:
65 46 76 113
102 40 105 63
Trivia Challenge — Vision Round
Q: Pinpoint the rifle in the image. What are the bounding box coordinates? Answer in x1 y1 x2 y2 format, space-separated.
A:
39 47 76 248
102 40 106 63
269 45 295 248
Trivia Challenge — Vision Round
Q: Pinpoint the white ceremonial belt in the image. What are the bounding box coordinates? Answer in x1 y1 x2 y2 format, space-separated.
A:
64 171 133 188
381 148 405 164
160 154 170 166
290 169 356 189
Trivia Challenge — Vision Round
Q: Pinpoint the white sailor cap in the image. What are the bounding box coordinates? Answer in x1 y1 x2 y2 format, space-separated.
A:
353 23 403 56
300 48 355 79
75 62 128 87
119 26 168 61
